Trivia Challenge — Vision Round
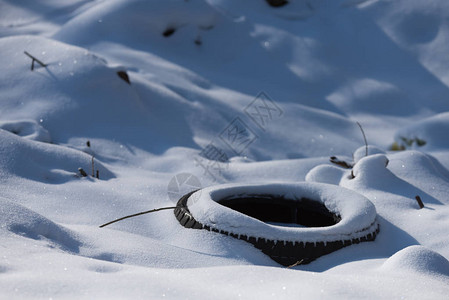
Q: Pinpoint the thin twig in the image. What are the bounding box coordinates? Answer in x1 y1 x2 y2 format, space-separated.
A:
91 156 95 177
99 206 177 228
24 51 47 70
356 121 368 157
287 259 304 268
415 195 424 209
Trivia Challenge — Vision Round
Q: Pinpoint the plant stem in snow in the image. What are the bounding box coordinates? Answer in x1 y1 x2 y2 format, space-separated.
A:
415 195 424 209
99 207 177 228
24 51 47 71
91 156 95 177
356 121 368 157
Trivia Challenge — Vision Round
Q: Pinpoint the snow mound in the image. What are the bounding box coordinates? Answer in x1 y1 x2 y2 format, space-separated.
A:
0 34 201 155
353 145 385 163
305 146 387 185
387 150 449 204
0 119 51 143
352 154 390 180
341 153 437 203
187 182 378 243
0 129 114 183
377 0 449 88
305 164 345 185
53 0 218 46
382 245 449 277
0 197 82 253
394 112 449 150
326 78 412 116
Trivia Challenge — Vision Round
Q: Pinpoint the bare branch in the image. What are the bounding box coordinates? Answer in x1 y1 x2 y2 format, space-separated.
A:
99 206 177 228
415 195 424 209
24 51 47 70
356 121 368 157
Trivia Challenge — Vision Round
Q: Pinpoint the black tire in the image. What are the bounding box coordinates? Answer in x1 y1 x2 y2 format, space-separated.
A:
174 184 379 266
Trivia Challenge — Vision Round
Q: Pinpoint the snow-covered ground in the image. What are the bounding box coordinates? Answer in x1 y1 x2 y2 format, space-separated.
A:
1 0 449 298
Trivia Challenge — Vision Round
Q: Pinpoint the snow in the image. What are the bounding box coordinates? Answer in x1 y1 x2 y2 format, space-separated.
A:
381 245 449 277
1 0 449 298
394 112 449 150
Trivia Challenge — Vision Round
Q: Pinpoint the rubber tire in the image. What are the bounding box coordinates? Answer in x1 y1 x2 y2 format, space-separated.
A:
174 190 379 266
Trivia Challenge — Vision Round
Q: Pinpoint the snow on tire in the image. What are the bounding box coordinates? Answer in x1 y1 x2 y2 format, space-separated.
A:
174 182 379 266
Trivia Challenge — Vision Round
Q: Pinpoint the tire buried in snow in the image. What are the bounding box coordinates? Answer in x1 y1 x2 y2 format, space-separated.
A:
174 182 379 266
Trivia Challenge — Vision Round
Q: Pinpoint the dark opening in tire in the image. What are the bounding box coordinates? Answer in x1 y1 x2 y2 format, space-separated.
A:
218 195 341 228
174 183 379 266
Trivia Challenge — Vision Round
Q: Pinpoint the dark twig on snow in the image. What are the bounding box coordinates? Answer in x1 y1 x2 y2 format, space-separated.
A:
86 140 98 178
99 206 177 228
415 195 424 209
330 156 354 169
24 51 47 71
330 121 369 169
78 168 88 177
91 156 95 177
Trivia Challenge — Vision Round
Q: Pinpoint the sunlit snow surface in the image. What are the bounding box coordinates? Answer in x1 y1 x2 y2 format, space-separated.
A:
1 0 449 298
